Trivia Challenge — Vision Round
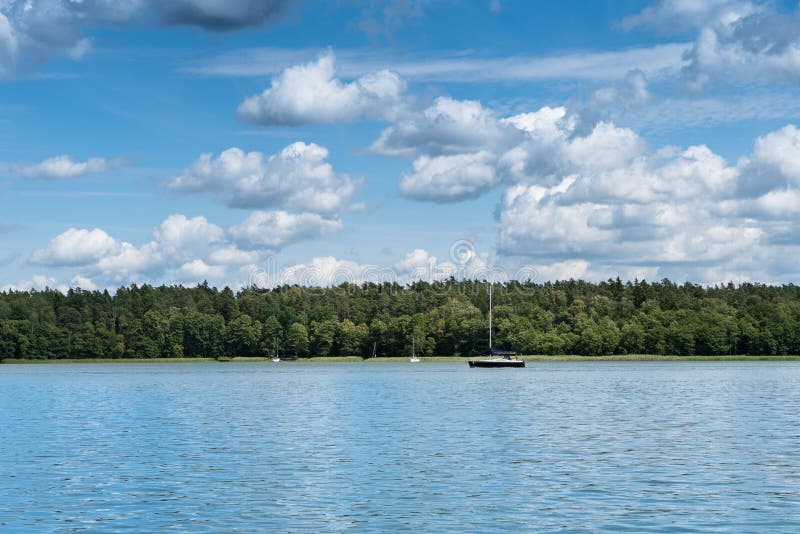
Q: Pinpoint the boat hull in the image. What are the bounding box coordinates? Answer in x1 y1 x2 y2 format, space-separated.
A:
468 359 525 368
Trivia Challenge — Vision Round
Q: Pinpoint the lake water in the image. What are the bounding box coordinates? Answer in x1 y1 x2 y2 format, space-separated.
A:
1 361 800 532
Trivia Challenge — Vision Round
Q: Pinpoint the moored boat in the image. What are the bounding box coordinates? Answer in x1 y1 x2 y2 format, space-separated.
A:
468 282 525 369
410 338 420 363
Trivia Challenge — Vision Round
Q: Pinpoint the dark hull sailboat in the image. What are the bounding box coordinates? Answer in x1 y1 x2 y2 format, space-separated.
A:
468 358 525 368
468 283 525 369
468 349 525 368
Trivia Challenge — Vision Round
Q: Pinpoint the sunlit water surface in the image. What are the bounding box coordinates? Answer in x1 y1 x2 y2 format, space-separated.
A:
2 361 800 532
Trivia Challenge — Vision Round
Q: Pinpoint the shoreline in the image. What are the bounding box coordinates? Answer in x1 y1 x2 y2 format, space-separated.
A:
3 355 800 364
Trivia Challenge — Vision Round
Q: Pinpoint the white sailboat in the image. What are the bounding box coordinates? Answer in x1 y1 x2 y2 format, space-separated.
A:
272 336 280 363
468 282 524 368
410 338 420 363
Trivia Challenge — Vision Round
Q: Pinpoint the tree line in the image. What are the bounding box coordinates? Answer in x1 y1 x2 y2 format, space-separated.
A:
1 278 799 360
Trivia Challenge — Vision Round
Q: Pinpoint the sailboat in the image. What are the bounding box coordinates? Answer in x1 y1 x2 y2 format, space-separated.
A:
410 338 420 363
272 336 280 363
371 342 377 359
468 282 525 368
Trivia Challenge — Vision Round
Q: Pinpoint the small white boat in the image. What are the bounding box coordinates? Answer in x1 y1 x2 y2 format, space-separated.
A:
410 338 420 363
272 336 280 363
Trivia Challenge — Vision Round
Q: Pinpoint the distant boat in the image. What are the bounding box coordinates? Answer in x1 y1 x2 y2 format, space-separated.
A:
410 338 420 363
272 336 280 363
468 282 525 368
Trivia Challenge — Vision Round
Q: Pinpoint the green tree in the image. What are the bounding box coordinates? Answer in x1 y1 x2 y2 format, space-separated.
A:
226 314 260 357
337 319 369 356
286 322 309 357
310 319 337 356
619 320 645 354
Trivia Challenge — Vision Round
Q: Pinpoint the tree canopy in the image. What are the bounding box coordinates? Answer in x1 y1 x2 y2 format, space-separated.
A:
1 278 799 360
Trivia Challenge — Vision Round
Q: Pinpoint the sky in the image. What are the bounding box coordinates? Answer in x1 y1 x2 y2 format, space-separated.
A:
1 0 800 291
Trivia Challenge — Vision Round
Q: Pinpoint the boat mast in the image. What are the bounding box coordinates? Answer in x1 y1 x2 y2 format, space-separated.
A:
489 281 492 351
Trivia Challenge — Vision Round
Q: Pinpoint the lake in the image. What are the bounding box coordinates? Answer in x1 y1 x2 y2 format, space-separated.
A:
1 361 800 532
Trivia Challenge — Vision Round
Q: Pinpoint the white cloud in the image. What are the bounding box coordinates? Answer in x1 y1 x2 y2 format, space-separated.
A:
71 275 99 291
30 228 121 267
495 118 800 284
499 184 617 257
383 97 649 201
269 256 384 287
176 259 226 281
207 245 260 265
25 206 343 288
154 214 225 256
96 241 162 282
2 274 66 293
12 155 118 179
392 248 457 281
236 52 406 126
372 97 518 156
228 210 342 250
750 124 800 183
248 247 487 289
164 142 356 215
399 151 501 202
529 260 591 281
652 2 800 89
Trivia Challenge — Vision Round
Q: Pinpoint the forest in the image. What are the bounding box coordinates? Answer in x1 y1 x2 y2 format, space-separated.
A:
1 279 800 360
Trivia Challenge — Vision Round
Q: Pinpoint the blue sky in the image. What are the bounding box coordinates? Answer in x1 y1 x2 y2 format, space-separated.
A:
2 0 800 291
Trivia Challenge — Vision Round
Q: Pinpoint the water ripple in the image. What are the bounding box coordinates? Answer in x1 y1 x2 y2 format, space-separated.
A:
1 361 800 531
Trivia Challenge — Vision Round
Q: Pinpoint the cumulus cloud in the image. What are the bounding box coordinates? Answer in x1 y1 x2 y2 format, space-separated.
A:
372 97 518 156
361 81 800 281
381 97 647 201
2 274 66 293
392 248 457 281
95 241 162 282
154 214 225 257
495 117 800 283
686 9 800 88
247 246 488 289
207 246 260 265
623 1 800 89
399 151 501 202
27 208 340 288
236 52 406 126
176 259 226 281
164 142 357 215
228 210 342 250
30 228 121 266
261 256 386 287
12 155 120 179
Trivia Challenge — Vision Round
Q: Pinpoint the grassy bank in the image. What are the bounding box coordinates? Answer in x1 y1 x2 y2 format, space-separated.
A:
3 354 800 364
